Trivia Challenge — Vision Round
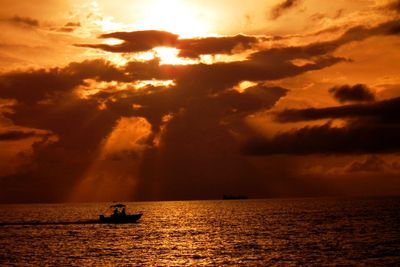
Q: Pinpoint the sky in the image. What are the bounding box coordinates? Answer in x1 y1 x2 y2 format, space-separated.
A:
0 0 400 203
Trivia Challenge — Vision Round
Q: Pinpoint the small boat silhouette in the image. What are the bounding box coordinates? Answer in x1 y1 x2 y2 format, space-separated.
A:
99 203 142 224
223 194 248 200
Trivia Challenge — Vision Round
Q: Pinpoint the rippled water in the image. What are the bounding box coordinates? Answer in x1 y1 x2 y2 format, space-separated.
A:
1 198 400 266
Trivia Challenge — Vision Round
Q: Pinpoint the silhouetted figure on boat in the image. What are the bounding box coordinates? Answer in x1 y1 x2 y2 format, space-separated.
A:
121 207 126 217
113 208 119 218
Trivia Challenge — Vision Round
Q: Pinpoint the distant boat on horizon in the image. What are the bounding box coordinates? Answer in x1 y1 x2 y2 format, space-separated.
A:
222 194 248 200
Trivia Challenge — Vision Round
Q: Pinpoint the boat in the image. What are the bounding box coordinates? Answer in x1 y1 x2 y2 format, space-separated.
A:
99 203 143 224
222 194 248 200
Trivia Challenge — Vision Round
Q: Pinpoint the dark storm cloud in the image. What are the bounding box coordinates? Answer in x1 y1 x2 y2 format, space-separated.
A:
88 68 290 135
0 129 50 141
118 39 344 96
99 83 289 127
3 18 400 202
251 19 400 63
242 122 400 155
215 85 288 113
0 96 128 202
76 30 179 53
275 96 400 123
129 85 289 201
329 84 375 103
0 42 299 202
159 55 344 93
1 52 302 138
176 34 259 58
269 0 302 20
76 19 400 59
387 0 400 13
6 15 39 27
77 31 260 57
0 59 137 202
0 59 127 104
0 58 291 202
243 97 400 155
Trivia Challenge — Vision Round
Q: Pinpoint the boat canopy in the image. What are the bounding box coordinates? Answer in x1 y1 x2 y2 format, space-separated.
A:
109 203 126 208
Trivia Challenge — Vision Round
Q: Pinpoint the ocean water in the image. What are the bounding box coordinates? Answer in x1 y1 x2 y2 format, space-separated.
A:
1 198 399 266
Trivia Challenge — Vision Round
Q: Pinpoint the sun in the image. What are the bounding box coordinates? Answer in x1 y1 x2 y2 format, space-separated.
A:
136 0 209 38
153 47 197 65
94 0 212 65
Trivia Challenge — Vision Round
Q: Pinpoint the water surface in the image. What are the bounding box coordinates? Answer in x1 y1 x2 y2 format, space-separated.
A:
1 198 399 265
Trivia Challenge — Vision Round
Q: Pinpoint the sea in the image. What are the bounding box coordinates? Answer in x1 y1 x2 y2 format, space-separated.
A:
1 198 399 266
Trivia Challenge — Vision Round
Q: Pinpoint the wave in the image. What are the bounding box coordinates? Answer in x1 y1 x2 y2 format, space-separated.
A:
0 219 100 226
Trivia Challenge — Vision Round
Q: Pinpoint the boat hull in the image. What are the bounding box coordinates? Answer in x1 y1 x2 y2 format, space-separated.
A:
99 213 142 224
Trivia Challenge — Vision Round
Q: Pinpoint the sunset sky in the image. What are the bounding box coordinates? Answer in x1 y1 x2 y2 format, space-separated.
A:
0 0 399 203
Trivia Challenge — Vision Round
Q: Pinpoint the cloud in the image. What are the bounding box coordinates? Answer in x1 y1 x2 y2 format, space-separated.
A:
343 155 400 174
57 21 81 33
242 122 400 155
269 0 302 20
0 97 126 202
6 15 39 27
255 19 400 61
0 59 142 202
274 96 400 123
65 22 80 27
215 85 289 113
76 30 179 53
77 31 260 57
0 59 127 104
0 53 294 201
329 84 375 103
1 18 384 202
317 155 400 177
176 34 259 58
386 0 400 13
0 129 48 141
2 17 400 202
243 96 400 155
75 19 400 61
129 85 289 201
